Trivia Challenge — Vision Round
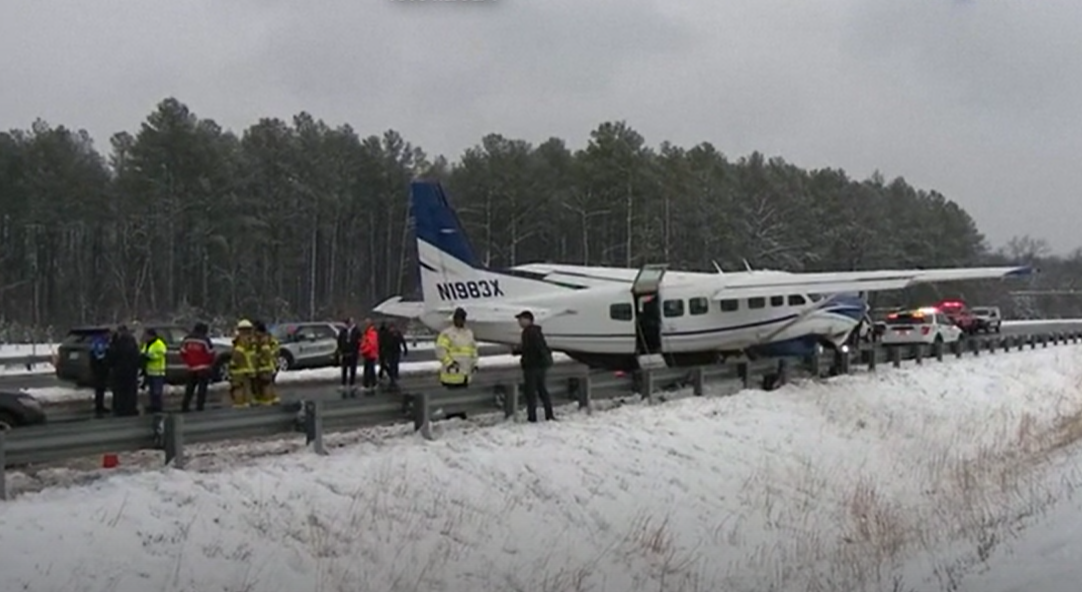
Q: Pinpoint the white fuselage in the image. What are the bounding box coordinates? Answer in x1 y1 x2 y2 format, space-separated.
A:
414 272 863 355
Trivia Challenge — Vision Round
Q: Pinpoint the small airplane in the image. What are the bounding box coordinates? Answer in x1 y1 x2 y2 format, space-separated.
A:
374 181 1034 371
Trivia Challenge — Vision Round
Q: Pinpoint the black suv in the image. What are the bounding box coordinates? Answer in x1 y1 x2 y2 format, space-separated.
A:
54 323 233 387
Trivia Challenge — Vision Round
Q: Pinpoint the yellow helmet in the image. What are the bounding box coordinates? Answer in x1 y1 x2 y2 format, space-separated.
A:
236 319 253 329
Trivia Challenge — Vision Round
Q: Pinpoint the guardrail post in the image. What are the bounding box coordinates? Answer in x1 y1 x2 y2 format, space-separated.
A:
969 338 979 356
863 346 877 371
1029 335 1036 349
304 400 326 455
776 359 789 387
913 344 924 365
737 362 750 388
933 340 944 362
0 430 7 501
413 392 433 440
987 338 996 353
806 353 820 377
502 383 519 419
577 374 592 413
890 346 901 368
692 367 705 396
832 348 850 375
1017 336 1025 352
1053 333 1061 345
951 340 962 358
640 369 656 403
163 414 185 469
1042 334 1048 348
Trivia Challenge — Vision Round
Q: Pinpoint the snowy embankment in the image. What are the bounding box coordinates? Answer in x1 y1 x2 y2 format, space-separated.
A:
3 347 1082 591
22 352 573 404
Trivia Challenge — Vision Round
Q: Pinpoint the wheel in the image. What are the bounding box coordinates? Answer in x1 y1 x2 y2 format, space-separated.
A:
213 358 231 383
277 351 294 371
0 411 17 430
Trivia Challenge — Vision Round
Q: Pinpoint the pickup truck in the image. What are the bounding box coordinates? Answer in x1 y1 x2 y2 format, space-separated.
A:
970 306 1003 334
934 300 980 335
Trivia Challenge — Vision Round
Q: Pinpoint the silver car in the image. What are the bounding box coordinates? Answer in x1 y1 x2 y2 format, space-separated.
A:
271 322 346 371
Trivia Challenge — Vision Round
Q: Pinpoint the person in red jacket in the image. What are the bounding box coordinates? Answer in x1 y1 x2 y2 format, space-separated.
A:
359 318 380 395
180 322 216 412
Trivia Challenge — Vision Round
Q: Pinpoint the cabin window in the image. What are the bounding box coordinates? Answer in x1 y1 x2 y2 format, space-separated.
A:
748 297 766 309
788 295 806 306
720 299 739 312
770 295 785 307
609 303 633 321
663 299 684 317
689 297 709 315
808 293 823 302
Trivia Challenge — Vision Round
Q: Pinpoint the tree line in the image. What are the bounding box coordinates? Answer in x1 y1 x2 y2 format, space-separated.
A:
0 97 1074 342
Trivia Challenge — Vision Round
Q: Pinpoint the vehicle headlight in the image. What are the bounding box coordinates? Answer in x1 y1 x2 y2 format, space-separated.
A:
18 395 42 410
840 345 850 354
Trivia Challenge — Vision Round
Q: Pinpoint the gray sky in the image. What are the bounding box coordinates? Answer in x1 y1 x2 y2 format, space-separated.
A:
2 0 1080 253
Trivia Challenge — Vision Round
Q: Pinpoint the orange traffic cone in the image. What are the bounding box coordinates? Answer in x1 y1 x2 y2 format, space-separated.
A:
102 454 119 469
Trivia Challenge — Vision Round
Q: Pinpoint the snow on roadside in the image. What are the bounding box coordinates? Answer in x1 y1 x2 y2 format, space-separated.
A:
1 346 1080 591
21 353 572 403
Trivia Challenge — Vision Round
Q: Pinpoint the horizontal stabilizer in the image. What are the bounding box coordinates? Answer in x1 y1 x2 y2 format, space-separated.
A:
372 296 426 319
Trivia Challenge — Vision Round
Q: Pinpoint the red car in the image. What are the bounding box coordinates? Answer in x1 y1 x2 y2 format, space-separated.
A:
934 299 979 335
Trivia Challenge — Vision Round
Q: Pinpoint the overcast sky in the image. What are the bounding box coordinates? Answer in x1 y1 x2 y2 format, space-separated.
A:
2 0 1080 253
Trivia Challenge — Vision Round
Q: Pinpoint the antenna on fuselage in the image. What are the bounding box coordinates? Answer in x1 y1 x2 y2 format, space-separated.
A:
742 259 753 272
711 260 724 275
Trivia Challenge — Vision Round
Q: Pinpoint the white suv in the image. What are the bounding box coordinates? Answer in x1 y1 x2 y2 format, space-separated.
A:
970 306 1002 334
880 308 964 346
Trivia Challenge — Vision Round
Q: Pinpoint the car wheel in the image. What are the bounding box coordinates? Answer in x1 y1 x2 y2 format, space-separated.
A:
277 352 294 371
0 411 16 431
214 358 231 383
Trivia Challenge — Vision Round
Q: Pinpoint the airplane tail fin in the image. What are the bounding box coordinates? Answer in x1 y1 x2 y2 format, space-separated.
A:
410 181 568 310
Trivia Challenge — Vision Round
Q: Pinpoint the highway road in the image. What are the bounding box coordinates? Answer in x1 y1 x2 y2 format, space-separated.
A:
4 319 1082 399
0 342 511 390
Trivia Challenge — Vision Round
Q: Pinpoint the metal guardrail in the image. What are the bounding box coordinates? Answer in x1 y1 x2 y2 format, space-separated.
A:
2 329 1081 500
0 353 53 370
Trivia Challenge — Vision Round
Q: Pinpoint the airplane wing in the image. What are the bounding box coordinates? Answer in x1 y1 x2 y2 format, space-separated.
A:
372 296 426 318
710 265 1034 301
434 302 574 324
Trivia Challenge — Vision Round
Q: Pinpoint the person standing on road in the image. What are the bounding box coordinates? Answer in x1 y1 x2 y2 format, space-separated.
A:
435 308 478 390
514 310 555 422
383 322 408 391
179 322 215 412
377 321 390 381
89 329 112 417
360 318 380 394
252 320 281 405
106 325 141 417
229 319 256 408
140 328 168 414
336 317 361 390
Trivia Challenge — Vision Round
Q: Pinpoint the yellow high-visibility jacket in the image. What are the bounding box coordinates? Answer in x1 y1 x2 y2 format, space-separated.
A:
230 334 256 376
435 325 478 386
255 334 279 374
141 338 167 377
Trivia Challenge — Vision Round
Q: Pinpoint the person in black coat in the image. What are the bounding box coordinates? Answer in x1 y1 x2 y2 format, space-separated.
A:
382 322 409 390
514 310 555 422
106 325 143 417
336 318 362 388
377 322 390 380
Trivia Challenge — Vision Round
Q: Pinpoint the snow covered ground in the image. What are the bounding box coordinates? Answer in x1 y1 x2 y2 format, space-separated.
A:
22 352 573 403
2 344 1082 591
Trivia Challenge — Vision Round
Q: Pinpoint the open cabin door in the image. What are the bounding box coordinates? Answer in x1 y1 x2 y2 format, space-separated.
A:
631 265 666 364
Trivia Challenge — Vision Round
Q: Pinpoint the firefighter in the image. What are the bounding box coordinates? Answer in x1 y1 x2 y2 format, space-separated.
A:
435 307 479 389
252 320 280 405
229 319 256 408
